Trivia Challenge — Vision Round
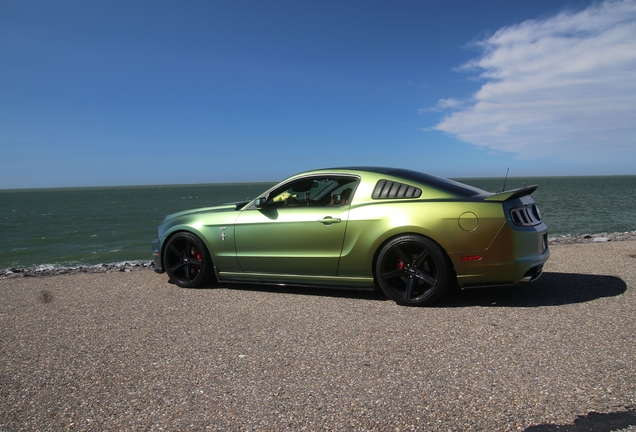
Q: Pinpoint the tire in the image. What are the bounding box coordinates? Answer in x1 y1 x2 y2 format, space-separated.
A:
163 232 212 288
376 235 451 306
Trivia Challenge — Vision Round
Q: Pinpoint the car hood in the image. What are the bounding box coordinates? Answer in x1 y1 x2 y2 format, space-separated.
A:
161 202 245 223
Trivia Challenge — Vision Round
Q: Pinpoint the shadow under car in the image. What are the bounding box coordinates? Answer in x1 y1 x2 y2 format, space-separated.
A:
177 271 627 308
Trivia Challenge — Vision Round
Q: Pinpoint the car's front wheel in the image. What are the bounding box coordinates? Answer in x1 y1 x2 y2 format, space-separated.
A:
163 232 212 288
376 235 451 306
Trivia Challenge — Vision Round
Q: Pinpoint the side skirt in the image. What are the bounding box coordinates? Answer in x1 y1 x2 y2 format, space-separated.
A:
215 269 375 289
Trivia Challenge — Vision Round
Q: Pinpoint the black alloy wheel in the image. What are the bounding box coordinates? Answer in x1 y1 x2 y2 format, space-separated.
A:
164 232 212 288
376 235 451 306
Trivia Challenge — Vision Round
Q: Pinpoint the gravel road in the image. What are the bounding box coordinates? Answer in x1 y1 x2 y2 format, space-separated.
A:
1 241 636 431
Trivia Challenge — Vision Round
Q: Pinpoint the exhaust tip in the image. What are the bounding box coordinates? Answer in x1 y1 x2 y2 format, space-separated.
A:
521 265 544 283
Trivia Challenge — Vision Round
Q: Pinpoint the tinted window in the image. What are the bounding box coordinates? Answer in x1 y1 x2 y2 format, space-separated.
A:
266 176 358 207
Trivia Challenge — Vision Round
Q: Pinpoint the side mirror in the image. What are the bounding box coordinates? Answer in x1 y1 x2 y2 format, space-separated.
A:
254 197 267 208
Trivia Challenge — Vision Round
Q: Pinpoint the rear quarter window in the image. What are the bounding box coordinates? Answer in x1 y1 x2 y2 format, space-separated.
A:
372 180 422 199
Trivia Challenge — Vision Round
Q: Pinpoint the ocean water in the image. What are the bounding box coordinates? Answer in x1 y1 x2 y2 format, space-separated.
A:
0 183 273 271
1 176 634 271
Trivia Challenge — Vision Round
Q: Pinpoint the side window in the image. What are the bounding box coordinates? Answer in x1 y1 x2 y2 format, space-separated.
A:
266 177 358 208
327 183 354 206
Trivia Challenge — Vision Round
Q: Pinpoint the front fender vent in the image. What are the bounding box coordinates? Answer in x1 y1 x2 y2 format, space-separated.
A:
372 180 422 199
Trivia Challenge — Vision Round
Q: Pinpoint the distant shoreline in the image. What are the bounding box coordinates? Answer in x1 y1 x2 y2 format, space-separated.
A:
2 231 635 280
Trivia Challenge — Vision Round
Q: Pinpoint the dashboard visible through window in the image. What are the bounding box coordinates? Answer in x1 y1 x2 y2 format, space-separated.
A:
266 176 359 208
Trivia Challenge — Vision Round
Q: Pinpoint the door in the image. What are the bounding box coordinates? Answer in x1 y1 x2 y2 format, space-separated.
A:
234 176 358 276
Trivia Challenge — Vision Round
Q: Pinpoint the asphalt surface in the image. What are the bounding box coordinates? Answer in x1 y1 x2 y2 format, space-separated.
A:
1 241 636 431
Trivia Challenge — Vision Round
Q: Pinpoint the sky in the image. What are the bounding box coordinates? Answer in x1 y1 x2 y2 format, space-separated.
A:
1 0 635 189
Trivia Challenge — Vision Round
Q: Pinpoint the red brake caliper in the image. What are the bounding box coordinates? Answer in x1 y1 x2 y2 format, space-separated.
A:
193 249 201 271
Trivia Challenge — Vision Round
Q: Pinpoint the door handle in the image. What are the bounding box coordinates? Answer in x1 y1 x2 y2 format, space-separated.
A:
318 217 341 225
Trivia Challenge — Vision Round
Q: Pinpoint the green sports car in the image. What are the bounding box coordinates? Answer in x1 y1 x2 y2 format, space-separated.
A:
152 167 549 306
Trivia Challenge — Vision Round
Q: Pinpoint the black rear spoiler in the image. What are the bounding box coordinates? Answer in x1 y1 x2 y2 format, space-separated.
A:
483 185 538 202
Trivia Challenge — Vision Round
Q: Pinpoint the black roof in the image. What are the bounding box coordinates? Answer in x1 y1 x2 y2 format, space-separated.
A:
332 167 487 197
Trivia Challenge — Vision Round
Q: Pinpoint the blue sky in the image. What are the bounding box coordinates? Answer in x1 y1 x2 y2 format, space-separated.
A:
2 0 635 188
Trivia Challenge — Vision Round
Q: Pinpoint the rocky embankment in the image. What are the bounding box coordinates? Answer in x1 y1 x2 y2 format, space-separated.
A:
2 230 635 279
1 261 154 279
548 230 636 245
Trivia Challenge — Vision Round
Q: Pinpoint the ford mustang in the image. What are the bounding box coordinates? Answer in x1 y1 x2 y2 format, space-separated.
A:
152 167 549 306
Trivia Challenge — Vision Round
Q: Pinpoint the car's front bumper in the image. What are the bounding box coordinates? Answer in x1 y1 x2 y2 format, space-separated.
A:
151 239 164 273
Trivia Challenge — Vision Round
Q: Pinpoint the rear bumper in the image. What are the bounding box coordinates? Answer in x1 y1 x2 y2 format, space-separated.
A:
152 239 164 273
453 223 550 288
455 249 550 288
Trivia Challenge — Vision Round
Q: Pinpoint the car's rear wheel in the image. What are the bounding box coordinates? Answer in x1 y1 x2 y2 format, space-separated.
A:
376 235 451 306
163 232 212 288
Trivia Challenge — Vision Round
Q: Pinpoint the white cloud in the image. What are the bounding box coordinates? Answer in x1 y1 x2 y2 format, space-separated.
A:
433 0 636 162
420 98 466 113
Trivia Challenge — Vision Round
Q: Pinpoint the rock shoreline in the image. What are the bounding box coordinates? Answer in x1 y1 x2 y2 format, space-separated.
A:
1 230 635 280
0 261 155 279
547 230 636 245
